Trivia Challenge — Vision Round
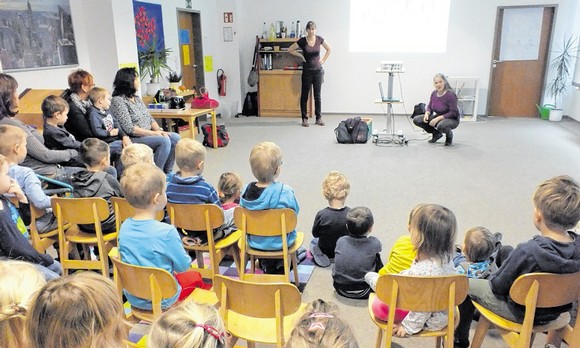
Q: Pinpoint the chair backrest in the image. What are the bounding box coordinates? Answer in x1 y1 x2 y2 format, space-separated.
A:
166 203 223 248
213 273 301 320
111 197 164 232
51 197 110 225
509 272 580 308
110 254 178 317
375 273 469 313
233 207 297 237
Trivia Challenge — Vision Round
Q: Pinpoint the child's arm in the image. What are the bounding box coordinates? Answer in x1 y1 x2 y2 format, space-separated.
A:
165 225 193 272
88 110 111 138
26 131 77 164
311 211 322 237
488 246 530 295
7 179 28 204
16 168 51 209
44 127 81 150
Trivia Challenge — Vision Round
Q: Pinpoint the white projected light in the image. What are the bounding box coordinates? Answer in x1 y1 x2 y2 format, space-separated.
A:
349 0 450 53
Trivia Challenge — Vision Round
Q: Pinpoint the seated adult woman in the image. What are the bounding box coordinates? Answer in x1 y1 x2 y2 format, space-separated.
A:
110 68 180 174
0 73 82 183
62 69 95 141
413 73 460 146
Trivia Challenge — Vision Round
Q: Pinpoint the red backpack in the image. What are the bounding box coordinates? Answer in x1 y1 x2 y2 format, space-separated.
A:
201 123 229 148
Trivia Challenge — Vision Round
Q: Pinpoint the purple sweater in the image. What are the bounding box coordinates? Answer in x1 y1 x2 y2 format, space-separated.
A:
427 90 459 120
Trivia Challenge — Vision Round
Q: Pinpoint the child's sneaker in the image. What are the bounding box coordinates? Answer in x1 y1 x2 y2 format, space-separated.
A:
310 242 330 268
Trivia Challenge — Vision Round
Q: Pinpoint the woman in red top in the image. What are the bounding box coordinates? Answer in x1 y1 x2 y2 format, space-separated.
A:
288 21 332 127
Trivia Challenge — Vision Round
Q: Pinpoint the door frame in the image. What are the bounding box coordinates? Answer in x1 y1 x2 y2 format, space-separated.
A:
176 8 205 90
486 5 556 117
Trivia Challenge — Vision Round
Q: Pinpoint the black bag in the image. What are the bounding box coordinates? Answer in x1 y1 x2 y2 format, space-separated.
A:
201 123 229 147
411 102 426 118
242 92 258 116
335 116 368 144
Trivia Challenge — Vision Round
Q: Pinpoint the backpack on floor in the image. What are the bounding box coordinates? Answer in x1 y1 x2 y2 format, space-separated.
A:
201 123 230 148
335 116 368 144
242 92 258 116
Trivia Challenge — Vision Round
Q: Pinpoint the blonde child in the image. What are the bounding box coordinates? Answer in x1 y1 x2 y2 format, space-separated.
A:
332 206 382 299
119 163 205 309
167 138 221 244
310 171 351 268
217 172 243 237
120 143 154 168
0 154 62 280
286 299 359 348
0 260 46 348
0 125 57 233
367 204 458 337
26 272 127 348
148 301 226 348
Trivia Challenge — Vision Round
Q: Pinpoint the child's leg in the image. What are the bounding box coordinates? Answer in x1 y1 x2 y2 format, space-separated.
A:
175 270 210 301
371 296 409 322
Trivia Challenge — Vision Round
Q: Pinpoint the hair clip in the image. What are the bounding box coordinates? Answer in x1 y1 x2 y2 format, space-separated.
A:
308 322 326 332
195 323 226 344
309 312 334 319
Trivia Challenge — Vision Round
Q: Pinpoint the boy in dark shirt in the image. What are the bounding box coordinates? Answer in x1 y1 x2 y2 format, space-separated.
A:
42 95 84 167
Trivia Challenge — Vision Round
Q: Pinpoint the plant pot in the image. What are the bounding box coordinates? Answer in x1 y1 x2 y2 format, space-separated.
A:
146 82 160 96
549 108 563 122
169 82 181 91
536 104 555 120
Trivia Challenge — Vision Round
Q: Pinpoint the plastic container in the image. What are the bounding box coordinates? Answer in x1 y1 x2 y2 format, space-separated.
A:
536 104 555 120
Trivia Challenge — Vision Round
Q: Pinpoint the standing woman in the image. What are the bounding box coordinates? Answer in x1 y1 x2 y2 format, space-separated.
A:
110 67 180 174
62 69 95 141
413 73 460 146
288 21 332 127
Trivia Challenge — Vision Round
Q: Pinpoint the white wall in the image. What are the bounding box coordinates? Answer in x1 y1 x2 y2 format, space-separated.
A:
236 0 580 117
565 1 580 121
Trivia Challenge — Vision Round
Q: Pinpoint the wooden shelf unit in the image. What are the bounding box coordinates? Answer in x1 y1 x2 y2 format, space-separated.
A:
448 76 480 122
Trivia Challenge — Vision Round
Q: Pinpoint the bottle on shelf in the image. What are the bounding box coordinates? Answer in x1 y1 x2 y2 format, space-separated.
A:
268 23 276 40
262 22 267 39
296 20 301 38
290 21 295 38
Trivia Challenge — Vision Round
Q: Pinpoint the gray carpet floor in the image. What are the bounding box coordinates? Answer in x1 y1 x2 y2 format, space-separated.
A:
196 113 580 347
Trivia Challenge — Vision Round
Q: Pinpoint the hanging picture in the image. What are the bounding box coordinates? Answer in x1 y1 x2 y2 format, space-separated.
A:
0 0 79 71
133 0 166 53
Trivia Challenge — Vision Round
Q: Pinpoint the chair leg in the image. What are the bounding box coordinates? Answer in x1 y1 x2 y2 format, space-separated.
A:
230 246 242 277
375 328 383 348
195 251 204 269
471 316 492 348
435 336 442 348
250 255 256 274
291 253 299 287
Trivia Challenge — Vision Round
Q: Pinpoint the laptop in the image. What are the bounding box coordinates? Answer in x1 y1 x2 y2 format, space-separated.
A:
378 82 399 102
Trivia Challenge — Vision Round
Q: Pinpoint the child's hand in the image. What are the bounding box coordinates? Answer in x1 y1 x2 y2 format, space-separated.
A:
393 323 407 337
110 128 119 136
8 179 28 204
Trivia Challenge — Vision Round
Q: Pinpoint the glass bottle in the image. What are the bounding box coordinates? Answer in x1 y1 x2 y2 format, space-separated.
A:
290 21 295 38
262 22 267 39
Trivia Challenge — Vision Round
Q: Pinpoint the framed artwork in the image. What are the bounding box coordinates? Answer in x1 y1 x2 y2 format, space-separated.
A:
0 0 79 71
223 27 233 42
133 0 165 53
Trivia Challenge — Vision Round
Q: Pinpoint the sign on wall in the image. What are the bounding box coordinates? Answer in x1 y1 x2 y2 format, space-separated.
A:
0 0 79 71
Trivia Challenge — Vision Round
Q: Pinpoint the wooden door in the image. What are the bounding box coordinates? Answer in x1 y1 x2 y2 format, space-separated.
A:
488 6 554 117
177 11 202 90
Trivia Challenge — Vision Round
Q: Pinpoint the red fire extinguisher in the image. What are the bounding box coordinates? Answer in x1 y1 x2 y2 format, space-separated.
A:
217 69 227 96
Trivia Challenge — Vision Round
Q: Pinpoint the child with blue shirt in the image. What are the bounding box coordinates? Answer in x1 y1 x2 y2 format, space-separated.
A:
240 142 299 273
118 162 194 310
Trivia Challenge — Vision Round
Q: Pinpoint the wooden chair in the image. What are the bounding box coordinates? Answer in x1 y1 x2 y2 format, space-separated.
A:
368 274 469 348
51 197 117 276
109 248 178 323
166 203 241 281
233 207 304 286
28 203 60 253
111 197 164 234
213 274 305 348
560 310 580 348
471 272 580 348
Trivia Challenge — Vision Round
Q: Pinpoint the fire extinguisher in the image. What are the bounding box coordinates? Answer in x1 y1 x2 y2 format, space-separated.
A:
217 69 227 96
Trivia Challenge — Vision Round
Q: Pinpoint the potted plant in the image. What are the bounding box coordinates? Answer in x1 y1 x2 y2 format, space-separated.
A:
167 71 182 91
138 41 172 95
546 36 578 121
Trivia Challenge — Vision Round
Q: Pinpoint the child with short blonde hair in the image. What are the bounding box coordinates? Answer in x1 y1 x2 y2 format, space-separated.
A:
120 143 154 168
0 260 46 348
286 299 359 348
148 301 226 348
26 272 127 348
119 163 198 310
240 142 299 254
310 171 351 267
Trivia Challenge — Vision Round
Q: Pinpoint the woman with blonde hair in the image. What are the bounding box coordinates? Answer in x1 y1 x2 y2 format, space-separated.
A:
0 260 46 348
286 299 358 348
148 301 226 348
26 272 127 348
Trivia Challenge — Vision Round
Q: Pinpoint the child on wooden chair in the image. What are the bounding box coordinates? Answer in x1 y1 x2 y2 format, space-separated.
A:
366 204 458 337
217 172 243 238
118 163 207 310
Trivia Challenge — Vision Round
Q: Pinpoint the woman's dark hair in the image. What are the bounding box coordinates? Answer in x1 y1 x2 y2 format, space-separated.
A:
112 67 138 97
0 73 18 119
306 21 316 30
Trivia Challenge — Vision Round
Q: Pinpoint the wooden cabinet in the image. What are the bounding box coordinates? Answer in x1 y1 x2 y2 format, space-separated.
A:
257 38 312 117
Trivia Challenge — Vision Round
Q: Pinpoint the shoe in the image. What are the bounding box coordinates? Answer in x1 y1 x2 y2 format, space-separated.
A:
315 119 325 126
296 246 307 263
310 243 330 268
428 132 443 143
444 132 453 146
454 337 470 348
301 119 309 127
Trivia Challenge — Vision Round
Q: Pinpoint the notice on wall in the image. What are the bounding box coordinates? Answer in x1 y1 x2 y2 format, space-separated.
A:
119 62 138 70
204 56 213 72
182 45 190 66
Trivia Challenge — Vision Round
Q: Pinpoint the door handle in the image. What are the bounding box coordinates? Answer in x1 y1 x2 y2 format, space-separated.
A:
492 59 502 68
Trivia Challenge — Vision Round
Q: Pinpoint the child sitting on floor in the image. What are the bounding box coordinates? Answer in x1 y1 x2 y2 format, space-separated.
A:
333 206 382 299
310 171 351 268
366 204 458 336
